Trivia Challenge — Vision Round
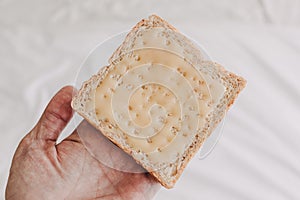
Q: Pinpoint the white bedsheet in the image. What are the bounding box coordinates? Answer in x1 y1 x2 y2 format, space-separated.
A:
1 0 300 199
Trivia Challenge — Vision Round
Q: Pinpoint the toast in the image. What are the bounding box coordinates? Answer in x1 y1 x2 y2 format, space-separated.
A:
71 15 246 188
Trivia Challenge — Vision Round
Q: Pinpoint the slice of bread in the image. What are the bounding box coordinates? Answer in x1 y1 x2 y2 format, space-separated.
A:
71 14 246 188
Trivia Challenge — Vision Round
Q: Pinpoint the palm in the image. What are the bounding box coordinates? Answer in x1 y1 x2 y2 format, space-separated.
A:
56 122 158 200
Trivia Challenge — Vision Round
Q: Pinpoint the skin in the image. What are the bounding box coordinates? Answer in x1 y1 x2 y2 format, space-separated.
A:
5 86 160 200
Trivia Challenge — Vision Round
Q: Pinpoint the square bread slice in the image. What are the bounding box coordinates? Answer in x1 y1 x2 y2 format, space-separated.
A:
71 15 246 188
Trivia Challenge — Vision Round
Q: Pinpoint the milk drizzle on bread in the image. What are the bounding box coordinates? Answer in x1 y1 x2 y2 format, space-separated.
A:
72 15 246 188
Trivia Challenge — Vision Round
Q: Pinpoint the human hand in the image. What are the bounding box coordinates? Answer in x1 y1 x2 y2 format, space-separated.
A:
5 86 160 200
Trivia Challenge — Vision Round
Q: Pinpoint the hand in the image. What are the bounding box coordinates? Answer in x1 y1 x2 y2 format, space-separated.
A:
5 86 160 200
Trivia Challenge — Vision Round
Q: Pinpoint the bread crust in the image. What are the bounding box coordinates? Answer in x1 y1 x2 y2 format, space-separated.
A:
109 15 177 64
72 14 246 189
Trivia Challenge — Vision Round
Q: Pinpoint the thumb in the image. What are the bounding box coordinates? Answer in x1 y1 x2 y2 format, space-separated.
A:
32 86 76 142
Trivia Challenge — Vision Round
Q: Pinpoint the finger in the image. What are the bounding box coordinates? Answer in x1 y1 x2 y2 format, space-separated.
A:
32 86 77 142
62 120 146 172
141 175 161 200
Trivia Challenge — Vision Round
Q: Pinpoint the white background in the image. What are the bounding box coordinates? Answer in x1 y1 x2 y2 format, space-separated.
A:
1 0 300 199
